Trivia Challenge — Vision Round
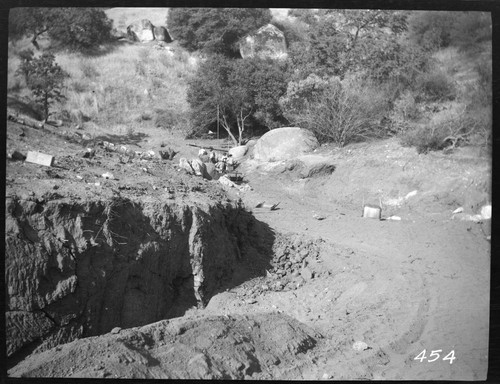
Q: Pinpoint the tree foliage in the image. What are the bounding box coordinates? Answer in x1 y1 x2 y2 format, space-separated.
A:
9 7 112 51
167 8 272 56
9 8 55 49
16 50 68 121
187 55 288 145
407 11 491 51
48 8 112 50
287 9 410 81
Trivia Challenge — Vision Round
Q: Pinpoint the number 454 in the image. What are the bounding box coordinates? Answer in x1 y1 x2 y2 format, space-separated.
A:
414 349 456 364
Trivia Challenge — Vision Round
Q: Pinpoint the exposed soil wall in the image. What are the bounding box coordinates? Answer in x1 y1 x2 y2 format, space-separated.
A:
5 195 269 361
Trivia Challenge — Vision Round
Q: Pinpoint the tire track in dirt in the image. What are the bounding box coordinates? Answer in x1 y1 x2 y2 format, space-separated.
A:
238 172 488 380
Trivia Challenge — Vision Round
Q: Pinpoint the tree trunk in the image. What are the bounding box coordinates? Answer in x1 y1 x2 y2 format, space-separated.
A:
43 93 49 123
220 113 238 147
31 35 40 50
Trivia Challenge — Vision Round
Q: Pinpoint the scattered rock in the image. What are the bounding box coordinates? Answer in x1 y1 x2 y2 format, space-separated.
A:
228 145 247 160
386 216 401 221
405 190 418 199
301 267 314 280
9 150 26 161
481 204 491 220
102 172 114 180
352 341 369 351
313 214 326 220
191 158 211 180
179 158 195 174
111 327 121 334
452 207 464 214
82 148 95 159
219 175 236 188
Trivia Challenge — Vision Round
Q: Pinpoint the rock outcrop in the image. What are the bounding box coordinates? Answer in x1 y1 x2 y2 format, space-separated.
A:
5 196 270 360
253 127 319 162
239 24 287 60
154 26 173 43
126 19 172 43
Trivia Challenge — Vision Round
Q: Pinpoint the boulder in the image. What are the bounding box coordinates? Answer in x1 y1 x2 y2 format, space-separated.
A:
191 158 211 180
239 24 287 60
179 158 194 174
253 127 319 162
127 19 155 42
154 26 173 43
228 145 247 160
111 28 128 40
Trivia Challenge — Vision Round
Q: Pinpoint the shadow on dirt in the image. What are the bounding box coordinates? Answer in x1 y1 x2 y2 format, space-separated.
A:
93 132 149 146
210 210 277 297
7 95 44 120
164 208 277 318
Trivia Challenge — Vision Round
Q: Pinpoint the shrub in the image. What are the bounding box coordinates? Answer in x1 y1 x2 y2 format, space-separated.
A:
407 11 491 52
400 123 448 153
415 69 456 102
450 12 492 51
387 91 420 134
80 60 99 79
400 106 489 153
154 108 189 132
281 75 390 146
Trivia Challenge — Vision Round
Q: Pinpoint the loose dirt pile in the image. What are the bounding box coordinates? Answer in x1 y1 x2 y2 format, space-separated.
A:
9 312 321 379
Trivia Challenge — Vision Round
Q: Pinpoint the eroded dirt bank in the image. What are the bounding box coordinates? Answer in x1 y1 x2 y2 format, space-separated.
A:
5 194 274 364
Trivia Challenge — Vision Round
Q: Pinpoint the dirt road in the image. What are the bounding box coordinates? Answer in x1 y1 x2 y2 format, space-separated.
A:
221 141 491 380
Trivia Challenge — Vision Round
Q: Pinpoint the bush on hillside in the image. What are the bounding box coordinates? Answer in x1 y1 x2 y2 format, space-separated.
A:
407 11 491 52
281 74 390 146
414 69 457 102
15 50 68 122
387 91 420 134
287 10 410 81
400 107 489 153
154 108 189 131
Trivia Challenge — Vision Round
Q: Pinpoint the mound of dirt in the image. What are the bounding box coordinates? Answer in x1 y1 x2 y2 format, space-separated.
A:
9 312 321 379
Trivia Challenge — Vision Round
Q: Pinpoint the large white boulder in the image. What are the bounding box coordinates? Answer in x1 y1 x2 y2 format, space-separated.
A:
253 127 319 162
239 24 287 60
127 19 155 42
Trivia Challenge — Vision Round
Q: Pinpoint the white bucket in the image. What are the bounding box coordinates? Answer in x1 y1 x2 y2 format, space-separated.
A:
363 205 381 220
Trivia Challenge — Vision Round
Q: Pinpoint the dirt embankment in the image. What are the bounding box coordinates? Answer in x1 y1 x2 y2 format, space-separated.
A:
8 312 321 379
5 194 274 365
